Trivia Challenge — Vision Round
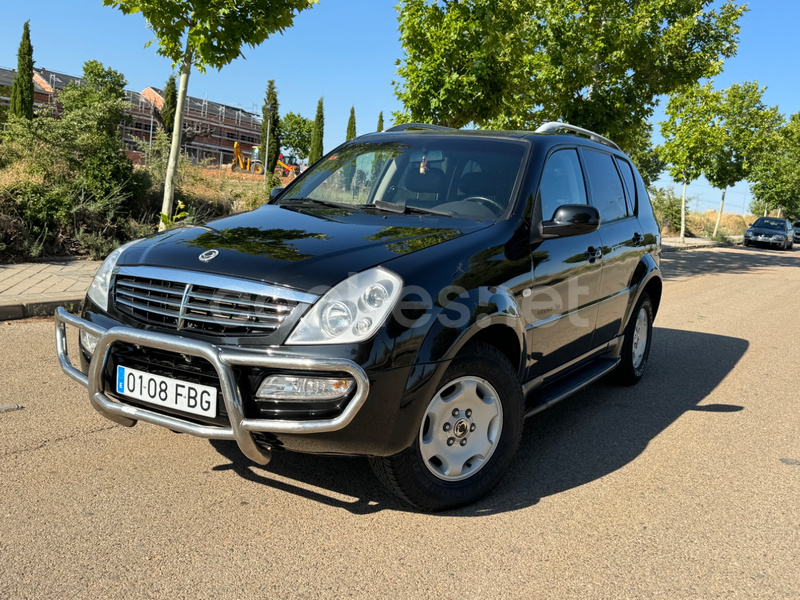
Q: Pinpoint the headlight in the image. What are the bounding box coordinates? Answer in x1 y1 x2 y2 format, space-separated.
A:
744 230 753 237
287 267 403 345
86 240 139 311
772 235 786 241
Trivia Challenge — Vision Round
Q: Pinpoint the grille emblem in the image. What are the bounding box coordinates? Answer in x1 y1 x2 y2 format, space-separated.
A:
198 249 219 262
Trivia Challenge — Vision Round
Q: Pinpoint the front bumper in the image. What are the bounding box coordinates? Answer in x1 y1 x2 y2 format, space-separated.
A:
54 307 370 465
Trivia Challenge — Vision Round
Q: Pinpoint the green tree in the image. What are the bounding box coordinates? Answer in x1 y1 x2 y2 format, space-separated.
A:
705 82 783 236
749 113 800 219
280 111 313 160
659 83 724 242
261 80 281 173
1 60 136 258
9 20 35 121
309 97 324 164
346 106 356 140
160 74 177 135
376 111 384 132
395 0 746 151
103 0 318 229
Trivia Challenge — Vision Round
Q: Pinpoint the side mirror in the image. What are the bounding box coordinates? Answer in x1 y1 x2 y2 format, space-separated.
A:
541 204 601 238
269 187 284 200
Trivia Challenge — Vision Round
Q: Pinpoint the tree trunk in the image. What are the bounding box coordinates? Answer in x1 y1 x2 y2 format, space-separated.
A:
713 187 727 239
159 38 193 232
680 180 687 244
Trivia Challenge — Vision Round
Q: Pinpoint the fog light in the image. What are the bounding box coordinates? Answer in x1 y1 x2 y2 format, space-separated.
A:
256 375 354 401
80 330 100 355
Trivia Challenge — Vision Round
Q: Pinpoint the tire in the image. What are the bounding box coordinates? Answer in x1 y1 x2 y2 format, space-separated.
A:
370 343 523 511
614 292 654 386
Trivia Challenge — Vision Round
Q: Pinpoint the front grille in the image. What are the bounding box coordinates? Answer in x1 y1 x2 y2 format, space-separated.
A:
114 271 303 336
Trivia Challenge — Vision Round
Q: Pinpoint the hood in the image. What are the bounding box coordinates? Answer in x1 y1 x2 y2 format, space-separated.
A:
747 226 785 237
120 204 491 291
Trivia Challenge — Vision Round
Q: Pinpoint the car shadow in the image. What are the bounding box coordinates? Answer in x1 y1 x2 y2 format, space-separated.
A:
662 245 798 281
209 327 748 516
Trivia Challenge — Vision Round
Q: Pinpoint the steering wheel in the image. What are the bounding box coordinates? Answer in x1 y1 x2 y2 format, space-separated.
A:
463 196 505 215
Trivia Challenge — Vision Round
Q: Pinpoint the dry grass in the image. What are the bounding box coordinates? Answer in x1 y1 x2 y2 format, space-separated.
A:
178 168 268 214
687 210 757 239
0 160 45 189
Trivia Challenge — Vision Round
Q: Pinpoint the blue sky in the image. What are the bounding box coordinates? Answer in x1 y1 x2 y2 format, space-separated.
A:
1 1 797 215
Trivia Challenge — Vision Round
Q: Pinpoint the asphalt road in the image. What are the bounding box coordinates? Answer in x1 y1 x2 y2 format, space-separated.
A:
1 246 799 599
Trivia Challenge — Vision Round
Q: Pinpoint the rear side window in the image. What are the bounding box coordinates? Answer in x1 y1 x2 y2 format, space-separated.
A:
615 157 637 215
582 150 628 222
538 149 587 220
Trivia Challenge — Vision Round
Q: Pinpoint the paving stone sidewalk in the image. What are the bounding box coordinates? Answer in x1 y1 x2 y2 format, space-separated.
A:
0 260 101 321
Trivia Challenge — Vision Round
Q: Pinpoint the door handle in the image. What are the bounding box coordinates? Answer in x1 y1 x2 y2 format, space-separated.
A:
584 246 603 263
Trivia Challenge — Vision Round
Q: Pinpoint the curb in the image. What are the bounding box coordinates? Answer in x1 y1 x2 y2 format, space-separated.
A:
0 297 83 321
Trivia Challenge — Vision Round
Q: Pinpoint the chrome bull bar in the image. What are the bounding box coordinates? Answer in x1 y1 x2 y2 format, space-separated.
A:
54 307 370 465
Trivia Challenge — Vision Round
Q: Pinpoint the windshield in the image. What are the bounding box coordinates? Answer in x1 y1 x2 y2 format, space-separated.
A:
753 218 785 230
278 137 527 219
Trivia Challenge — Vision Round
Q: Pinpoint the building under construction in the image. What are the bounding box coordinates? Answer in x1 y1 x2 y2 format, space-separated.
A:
0 66 262 166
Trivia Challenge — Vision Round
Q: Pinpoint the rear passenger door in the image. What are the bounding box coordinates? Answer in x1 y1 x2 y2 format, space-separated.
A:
579 149 644 346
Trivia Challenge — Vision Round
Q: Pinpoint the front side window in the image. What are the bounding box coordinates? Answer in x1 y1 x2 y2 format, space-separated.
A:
538 149 587 221
582 150 629 222
280 137 527 220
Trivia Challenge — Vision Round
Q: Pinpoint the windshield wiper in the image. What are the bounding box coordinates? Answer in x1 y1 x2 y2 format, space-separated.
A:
371 199 456 218
278 197 357 210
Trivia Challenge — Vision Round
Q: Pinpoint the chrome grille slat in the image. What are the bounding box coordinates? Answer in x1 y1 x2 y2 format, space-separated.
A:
117 281 185 296
183 303 284 321
186 291 293 313
180 312 279 330
116 297 181 319
113 269 309 337
116 289 184 309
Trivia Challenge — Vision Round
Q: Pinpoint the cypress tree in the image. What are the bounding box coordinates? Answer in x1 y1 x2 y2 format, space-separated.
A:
261 80 281 173
160 74 177 135
346 106 356 140
9 20 35 120
309 97 324 164
377 111 384 132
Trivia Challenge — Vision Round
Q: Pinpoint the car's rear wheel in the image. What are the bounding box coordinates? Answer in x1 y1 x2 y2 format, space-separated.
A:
370 342 523 511
614 292 654 385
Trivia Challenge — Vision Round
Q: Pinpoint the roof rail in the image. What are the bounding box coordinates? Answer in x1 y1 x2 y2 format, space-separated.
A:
535 121 620 151
384 123 456 132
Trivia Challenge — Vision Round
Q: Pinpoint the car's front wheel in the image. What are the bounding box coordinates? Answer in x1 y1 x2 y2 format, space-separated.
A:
370 343 523 511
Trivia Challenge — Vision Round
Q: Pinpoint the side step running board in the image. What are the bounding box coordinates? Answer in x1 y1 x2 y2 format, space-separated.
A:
524 357 620 418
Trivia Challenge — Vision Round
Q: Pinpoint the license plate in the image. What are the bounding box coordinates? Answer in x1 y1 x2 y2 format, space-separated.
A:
115 365 217 418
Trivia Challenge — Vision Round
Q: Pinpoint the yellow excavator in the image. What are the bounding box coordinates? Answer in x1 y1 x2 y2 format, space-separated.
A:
274 154 301 177
231 141 263 174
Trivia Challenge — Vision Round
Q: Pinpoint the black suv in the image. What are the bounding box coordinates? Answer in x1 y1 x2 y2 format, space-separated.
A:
55 122 662 510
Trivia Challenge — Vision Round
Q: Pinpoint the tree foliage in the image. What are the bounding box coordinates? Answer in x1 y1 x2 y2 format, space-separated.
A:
103 0 318 226
160 74 177 135
309 97 324 164
0 61 141 260
346 106 357 141
659 83 725 240
706 82 783 192
377 111 384 133
280 111 313 159
749 112 800 219
10 20 35 121
261 80 281 173
395 0 746 152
